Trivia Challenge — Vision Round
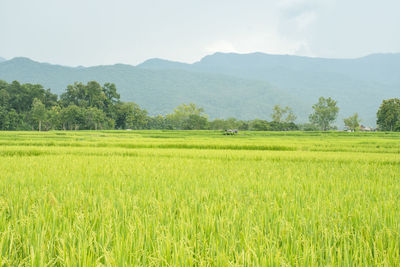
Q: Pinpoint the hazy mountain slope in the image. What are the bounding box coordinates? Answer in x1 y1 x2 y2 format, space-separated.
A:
138 58 191 70
191 52 400 86
139 52 400 125
1 53 399 125
0 57 5 63
0 57 305 120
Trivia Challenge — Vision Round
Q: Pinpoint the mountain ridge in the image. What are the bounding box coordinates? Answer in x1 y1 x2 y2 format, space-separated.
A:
0 56 305 121
4 51 400 68
1 52 399 126
137 52 400 126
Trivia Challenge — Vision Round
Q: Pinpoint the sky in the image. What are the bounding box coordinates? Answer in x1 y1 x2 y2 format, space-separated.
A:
1 0 399 66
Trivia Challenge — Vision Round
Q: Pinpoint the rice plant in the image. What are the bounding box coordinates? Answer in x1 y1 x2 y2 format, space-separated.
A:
0 131 399 266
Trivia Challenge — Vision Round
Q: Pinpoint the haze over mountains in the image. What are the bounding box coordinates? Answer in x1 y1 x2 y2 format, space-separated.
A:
1 52 399 126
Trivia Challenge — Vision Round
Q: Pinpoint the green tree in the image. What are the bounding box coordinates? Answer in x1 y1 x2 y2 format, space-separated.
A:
115 102 148 129
309 97 339 130
46 106 62 130
60 81 106 109
271 105 285 123
377 98 400 131
0 106 10 130
60 105 84 130
209 118 240 130
0 89 10 108
344 113 361 131
86 107 109 130
0 107 21 130
6 81 57 113
182 114 209 130
147 115 167 129
298 123 320 131
167 103 208 129
272 105 296 123
285 109 297 123
31 98 46 131
86 81 106 109
237 120 249 130
7 109 21 130
250 119 270 131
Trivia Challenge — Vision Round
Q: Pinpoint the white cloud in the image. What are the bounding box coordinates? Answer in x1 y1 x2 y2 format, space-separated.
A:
291 11 317 31
274 0 333 57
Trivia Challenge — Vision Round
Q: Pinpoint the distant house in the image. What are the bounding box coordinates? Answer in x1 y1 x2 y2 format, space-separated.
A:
359 125 376 132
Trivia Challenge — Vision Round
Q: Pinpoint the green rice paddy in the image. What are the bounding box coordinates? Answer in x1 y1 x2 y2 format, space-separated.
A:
0 130 399 266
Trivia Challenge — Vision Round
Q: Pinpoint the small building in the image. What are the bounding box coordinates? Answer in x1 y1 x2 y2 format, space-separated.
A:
359 125 376 132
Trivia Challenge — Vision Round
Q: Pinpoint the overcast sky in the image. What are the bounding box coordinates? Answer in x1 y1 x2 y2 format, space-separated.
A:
1 0 399 66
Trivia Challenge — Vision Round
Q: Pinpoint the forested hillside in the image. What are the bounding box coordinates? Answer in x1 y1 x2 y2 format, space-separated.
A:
1 53 399 125
140 53 400 125
0 57 306 120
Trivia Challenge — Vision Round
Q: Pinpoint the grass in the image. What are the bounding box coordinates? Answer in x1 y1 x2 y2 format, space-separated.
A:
0 130 400 266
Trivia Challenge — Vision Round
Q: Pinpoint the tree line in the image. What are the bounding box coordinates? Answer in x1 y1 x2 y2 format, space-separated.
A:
0 80 399 131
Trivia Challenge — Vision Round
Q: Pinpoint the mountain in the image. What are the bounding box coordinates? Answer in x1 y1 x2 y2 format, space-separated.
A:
139 53 400 125
1 53 399 126
141 52 400 86
138 58 191 70
0 57 5 63
0 57 304 120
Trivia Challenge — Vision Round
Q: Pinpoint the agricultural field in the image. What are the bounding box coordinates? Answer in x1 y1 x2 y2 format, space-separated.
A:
0 130 400 266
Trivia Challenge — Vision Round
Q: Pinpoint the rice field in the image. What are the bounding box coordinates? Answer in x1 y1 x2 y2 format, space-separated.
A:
0 130 400 266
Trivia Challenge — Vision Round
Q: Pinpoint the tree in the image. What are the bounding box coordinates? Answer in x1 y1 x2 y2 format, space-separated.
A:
86 81 106 109
271 105 285 123
6 81 57 113
31 98 46 131
167 103 208 129
344 113 361 131
309 97 339 130
182 114 209 130
377 98 400 131
115 102 148 129
209 118 239 130
0 107 20 130
102 83 120 105
60 81 106 109
237 120 249 130
46 106 62 130
250 119 270 131
298 123 320 131
209 119 227 130
60 105 84 130
86 107 110 130
285 109 297 123
269 121 298 131
147 115 167 129
0 89 10 108
0 80 126 130
271 105 296 123
102 83 120 117
0 106 10 130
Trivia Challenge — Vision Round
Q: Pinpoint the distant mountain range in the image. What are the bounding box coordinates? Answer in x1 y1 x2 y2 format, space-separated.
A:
1 53 399 126
0 57 6 63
